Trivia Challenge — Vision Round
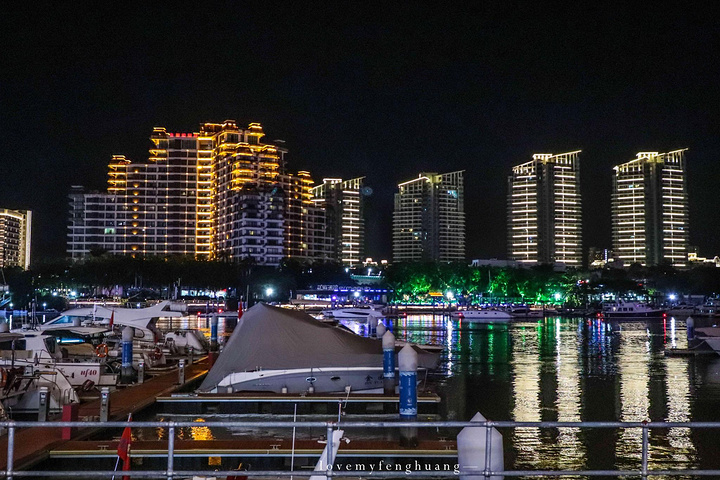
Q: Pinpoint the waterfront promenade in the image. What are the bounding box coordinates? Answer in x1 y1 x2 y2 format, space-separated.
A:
0 357 210 471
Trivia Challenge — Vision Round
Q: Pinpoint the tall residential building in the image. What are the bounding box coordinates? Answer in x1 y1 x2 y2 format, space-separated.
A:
393 171 465 263
283 171 328 262
611 150 689 267
0 209 31 269
68 121 326 265
507 151 582 267
311 177 365 266
67 187 121 259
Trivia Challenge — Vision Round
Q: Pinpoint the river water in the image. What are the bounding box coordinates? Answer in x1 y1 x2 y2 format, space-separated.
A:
155 313 720 476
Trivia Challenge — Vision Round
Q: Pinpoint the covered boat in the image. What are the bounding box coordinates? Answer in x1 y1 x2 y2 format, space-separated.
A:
199 303 437 394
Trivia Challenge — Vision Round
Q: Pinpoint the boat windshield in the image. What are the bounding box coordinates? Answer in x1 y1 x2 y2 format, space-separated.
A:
46 315 96 326
43 337 57 354
0 339 27 351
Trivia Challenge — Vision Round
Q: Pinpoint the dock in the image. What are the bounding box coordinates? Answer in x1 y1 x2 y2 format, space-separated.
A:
49 438 457 459
664 347 718 357
156 392 442 415
0 357 210 471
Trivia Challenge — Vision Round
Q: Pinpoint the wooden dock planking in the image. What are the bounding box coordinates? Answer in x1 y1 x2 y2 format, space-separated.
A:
50 438 458 458
0 357 210 471
664 348 718 356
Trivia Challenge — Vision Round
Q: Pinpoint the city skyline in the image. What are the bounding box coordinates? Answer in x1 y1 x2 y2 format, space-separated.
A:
2 4 719 261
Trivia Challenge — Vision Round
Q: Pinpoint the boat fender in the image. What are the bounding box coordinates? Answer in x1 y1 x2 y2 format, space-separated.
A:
81 379 95 392
95 343 109 358
150 346 163 361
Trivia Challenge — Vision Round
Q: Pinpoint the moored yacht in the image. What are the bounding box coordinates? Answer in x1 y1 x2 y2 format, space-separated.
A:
601 299 665 319
694 298 720 317
200 303 437 394
450 308 513 322
321 305 385 321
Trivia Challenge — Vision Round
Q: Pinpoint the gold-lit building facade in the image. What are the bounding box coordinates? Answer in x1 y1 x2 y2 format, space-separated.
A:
507 151 582 267
0 209 31 269
68 121 330 265
392 171 465 263
611 150 689 267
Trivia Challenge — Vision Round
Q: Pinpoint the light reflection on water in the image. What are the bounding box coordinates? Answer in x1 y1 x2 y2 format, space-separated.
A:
150 312 719 475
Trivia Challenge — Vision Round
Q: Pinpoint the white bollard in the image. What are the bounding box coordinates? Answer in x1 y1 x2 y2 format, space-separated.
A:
376 321 386 338
398 343 418 447
457 412 504 480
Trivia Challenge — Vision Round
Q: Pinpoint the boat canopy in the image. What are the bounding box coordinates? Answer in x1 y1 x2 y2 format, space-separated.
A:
199 303 436 392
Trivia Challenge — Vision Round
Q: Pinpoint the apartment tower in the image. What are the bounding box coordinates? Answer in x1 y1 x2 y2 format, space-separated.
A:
507 151 582 267
68 121 324 265
311 177 365 266
0 209 31 269
611 150 689 267
393 171 465 263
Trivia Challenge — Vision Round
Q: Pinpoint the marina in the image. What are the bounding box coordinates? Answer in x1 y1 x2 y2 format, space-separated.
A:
1 306 720 477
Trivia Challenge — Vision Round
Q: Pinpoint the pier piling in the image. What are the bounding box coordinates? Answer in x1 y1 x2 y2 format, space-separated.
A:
398 343 418 447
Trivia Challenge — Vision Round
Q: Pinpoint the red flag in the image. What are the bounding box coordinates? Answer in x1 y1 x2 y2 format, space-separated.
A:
227 462 247 480
109 310 115 329
117 415 132 479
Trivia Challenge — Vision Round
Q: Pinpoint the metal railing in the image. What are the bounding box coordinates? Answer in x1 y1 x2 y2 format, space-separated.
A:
2 419 720 479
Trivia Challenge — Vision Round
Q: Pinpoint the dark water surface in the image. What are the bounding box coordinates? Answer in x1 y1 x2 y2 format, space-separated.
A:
149 314 720 477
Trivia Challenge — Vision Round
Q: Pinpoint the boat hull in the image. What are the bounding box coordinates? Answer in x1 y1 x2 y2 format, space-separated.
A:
214 367 386 394
601 312 665 319
451 311 512 322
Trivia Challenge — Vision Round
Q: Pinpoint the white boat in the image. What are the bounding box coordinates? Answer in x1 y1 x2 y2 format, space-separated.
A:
0 325 118 388
0 332 80 413
450 309 512 322
39 300 185 343
321 306 385 320
692 326 720 353
694 299 720 317
601 299 665 319
34 301 205 367
200 303 437 394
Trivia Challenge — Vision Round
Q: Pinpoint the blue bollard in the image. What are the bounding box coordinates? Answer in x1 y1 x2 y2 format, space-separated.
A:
121 326 134 384
687 316 695 339
211 314 219 351
398 343 418 418
382 330 396 395
398 343 419 446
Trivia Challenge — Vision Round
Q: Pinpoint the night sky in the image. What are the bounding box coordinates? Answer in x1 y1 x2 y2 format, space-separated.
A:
2 3 719 262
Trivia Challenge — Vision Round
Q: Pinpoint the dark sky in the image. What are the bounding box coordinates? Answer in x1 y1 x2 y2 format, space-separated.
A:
2 3 719 262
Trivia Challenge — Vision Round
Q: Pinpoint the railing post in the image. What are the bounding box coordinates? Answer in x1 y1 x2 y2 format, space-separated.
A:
100 387 110 422
167 424 175 480
38 386 49 422
484 422 492 478
641 421 649 480
7 423 15 480
138 361 145 384
178 359 186 385
326 424 334 480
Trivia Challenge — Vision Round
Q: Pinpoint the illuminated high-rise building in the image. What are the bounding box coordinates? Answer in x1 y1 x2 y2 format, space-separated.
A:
393 171 465 263
507 151 582 267
67 186 121 258
311 177 365 266
0 209 31 269
611 150 689 267
207 121 286 264
68 121 327 265
284 171 328 262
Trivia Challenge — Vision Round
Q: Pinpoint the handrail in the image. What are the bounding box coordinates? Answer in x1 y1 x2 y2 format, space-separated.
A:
2 419 720 479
